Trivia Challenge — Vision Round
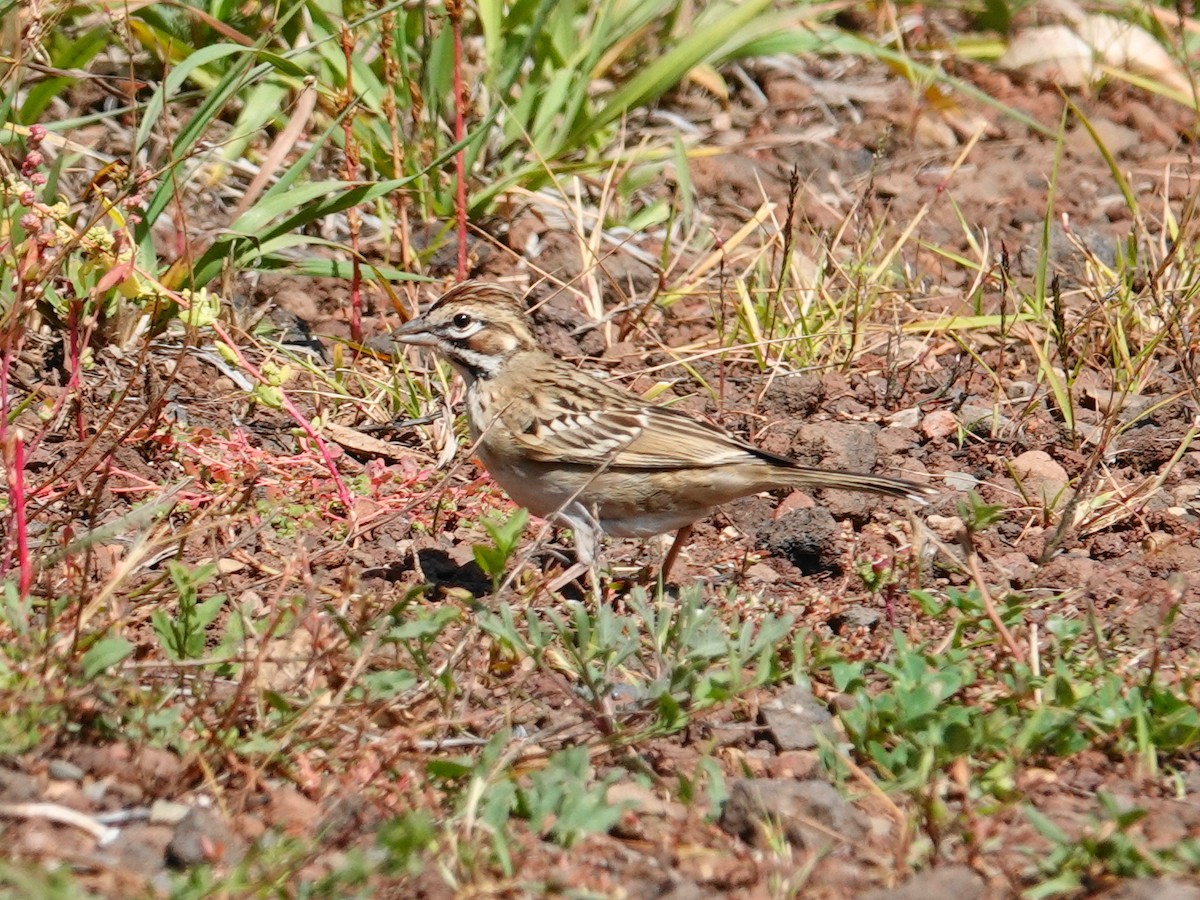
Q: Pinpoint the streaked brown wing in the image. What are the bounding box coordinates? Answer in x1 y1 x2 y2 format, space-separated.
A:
510 399 773 470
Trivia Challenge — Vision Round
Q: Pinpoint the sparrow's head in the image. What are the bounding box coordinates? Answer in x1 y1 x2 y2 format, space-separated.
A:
393 281 538 379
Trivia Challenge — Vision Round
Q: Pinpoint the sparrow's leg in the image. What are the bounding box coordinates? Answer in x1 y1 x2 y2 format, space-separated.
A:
660 524 693 584
547 502 604 603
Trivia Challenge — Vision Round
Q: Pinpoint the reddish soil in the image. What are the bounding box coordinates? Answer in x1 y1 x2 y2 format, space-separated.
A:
4 43 1200 900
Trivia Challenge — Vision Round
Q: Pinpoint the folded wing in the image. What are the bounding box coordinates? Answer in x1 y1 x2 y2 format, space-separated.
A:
511 401 785 470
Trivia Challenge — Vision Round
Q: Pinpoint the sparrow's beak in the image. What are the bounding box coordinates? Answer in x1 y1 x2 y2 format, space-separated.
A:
391 315 436 346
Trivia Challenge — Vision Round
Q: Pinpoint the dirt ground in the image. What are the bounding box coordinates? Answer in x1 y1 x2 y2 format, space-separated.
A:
4 39 1200 900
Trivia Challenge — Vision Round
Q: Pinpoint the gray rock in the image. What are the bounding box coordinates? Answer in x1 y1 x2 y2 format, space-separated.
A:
149 799 192 825
760 684 834 751
166 807 244 868
719 778 865 850
942 471 979 492
1006 380 1035 400
757 507 840 574
103 823 175 877
766 375 824 416
1098 878 1200 900
828 604 881 633
886 407 921 430
793 423 881 519
860 865 986 900
81 780 109 804
0 767 40 803
1016 221 1117 283
47 759 85 782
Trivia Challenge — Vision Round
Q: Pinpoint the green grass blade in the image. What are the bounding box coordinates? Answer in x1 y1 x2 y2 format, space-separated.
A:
189 176 416 285
578 0 775 147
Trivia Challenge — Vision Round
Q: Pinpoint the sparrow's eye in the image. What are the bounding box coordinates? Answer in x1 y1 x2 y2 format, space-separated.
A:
452 312 472 329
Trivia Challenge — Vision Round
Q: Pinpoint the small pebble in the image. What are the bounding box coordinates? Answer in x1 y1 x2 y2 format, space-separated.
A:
942 471 979 492
1011 450 1070 509
82 780 109 804
1006 380 1035 400
886 407 920 429
47 760 84 782
745 562 780 583
150 799 192 826
927 515 966 541
921 409 958 441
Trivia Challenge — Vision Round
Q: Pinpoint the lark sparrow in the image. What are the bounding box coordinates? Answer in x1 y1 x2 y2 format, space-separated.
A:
393 281 934 581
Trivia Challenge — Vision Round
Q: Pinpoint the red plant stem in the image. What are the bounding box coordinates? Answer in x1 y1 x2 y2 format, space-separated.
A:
8 429 31 600
449 0 468 280
0 345 10 584
209 323 353 517
0 238 37 586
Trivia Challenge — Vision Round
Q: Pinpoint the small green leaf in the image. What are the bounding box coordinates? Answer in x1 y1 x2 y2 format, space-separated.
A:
1025 806 1070 843
377 810 436 875
361 670 418 699
426 758 473 780
82 636 133 679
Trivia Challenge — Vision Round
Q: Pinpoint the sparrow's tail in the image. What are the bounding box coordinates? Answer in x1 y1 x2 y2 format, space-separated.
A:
779 467 936 503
